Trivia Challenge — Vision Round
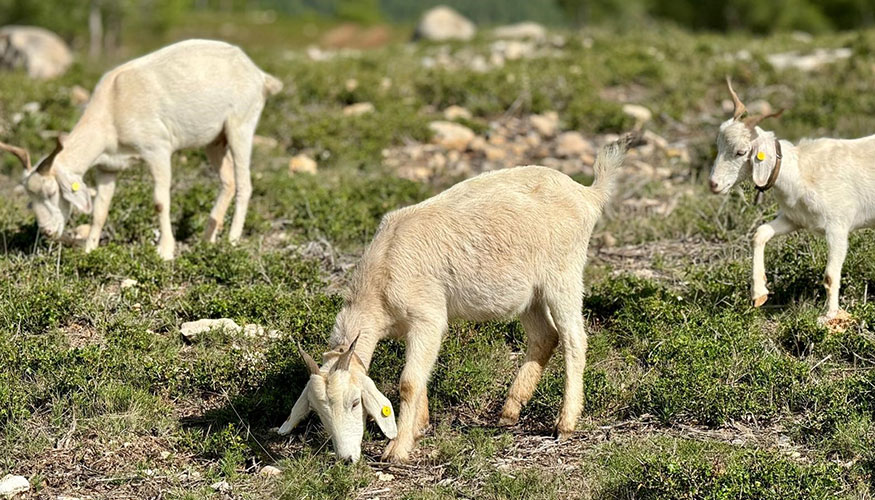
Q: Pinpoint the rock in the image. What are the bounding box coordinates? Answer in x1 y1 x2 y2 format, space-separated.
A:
468 136 487 152
767 48 851 72
289 154 318 175
243 324 265 338
211 480 232 493
428 121 475 151
344 78 358 92
181 318 241 341
260 465 282 477
343 102 374 116
747 99 772 116
484 145 506 161
120 279 138 289
492 40 535 60
252 135 279 149
73 224 91 241
443 105 472 121
492 22 546 41
376 471 395 481
530 111 559 137
70 85 90 106
414 6 476 42
643 130 669 150
0 26 72 79
622 104 652 127
601 232 617 248
555 131 593 157
0 475 29 497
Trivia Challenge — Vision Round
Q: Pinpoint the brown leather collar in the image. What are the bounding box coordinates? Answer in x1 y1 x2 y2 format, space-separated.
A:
754 139 782 204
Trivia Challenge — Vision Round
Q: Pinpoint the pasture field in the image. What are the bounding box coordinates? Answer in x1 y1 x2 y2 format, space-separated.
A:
3 16 875 498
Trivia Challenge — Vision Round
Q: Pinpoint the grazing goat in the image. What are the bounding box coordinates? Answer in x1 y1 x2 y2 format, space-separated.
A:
278 136 633 463
0 39 282 260
710 77 875 322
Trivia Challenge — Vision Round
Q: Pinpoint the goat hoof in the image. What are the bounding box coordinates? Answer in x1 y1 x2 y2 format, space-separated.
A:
752 295 768 308
381 441 410 463
497 415 519 427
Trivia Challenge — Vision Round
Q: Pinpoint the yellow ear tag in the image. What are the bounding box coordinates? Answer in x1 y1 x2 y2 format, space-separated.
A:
71 182 80 192
381 406 391 417
756 151 766 162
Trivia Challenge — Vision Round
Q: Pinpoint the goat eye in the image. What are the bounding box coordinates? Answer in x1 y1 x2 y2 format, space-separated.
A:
351 400 360 409
736 150 747 157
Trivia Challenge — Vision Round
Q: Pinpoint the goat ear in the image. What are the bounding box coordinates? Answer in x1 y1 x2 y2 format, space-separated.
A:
277 381 312 435
360 375 397 439
55 168 92 214
750 135 778 188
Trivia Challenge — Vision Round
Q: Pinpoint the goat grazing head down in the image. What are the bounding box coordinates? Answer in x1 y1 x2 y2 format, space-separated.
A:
277 336 397 462
1 137 91 238
710 77 784 195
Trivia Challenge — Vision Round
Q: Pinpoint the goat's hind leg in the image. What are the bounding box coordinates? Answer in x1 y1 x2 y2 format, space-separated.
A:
203 135 235 243
819 226 850 323
499 301 559 426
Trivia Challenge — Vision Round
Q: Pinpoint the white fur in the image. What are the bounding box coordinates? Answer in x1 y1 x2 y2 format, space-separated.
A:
279 138 631 462
711 110 875 321
16 39 282 260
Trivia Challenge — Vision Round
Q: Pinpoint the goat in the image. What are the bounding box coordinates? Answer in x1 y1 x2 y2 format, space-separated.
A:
710 77 875 323
0 39 282 260
278 136 632 463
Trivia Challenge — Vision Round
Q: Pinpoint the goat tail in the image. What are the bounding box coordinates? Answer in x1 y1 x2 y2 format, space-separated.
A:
591 131 638 202
263 72 284 96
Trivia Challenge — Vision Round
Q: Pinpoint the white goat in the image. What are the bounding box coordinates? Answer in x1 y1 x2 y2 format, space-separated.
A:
0 39 282 260
710 77 875 322
278 136 632 463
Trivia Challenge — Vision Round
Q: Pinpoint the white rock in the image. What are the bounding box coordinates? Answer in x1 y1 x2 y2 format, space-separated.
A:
180 318 241 341
120 279 138 289
492 22 546 41
530 111 559 137
414 6 476 41
260 465 282 477
0 26 72 79
622 104 652 126
243 324 264 338
376 471 395 481
289 154 318 175
443 105 472 121
342 102 374 116
428 121 475 151
767 48 852 72
0 475 30 497
555 131 593 157
211 480 232 493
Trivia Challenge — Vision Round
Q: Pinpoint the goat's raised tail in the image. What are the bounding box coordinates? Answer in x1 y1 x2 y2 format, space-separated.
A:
591 132 637 202
263 72 283 96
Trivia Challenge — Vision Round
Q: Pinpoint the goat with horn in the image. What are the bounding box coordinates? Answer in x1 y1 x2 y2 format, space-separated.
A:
0 39 282 259
710 77 875 323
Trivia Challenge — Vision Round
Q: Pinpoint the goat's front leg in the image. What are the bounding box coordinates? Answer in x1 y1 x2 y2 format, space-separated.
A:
383 326 443 463
752 214 797 307
820 226 850 323
145 152 175 260
84 170 117 252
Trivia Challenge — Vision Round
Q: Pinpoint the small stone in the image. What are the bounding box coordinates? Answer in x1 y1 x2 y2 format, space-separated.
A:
243 324 265 338
252 135 279 149
555 131 592 157
180 318 241 341
260 465 282 477
211 480 232 493
428 121 475 151
622 104 652 127
484 145 506 161
120 279 138 289
0 475 30 497
289 154 318 175
70 85 90 106
443 105 472 121
159 451 171 459
73 224 91 241
414 6 476 41
343 102 374 116
530 111 559 137
344 78 358 92
376 471 395 481
643 130 669 150
469 136 488 152
601 232 617 248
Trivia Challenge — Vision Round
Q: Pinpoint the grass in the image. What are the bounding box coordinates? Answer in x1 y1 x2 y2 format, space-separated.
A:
2 12 875 499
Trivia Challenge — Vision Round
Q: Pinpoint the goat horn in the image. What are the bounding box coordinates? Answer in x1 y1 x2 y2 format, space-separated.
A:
0 140 31 171
334 334 361 372
725 76 746 120
297 342 321 376
743 108 785 131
